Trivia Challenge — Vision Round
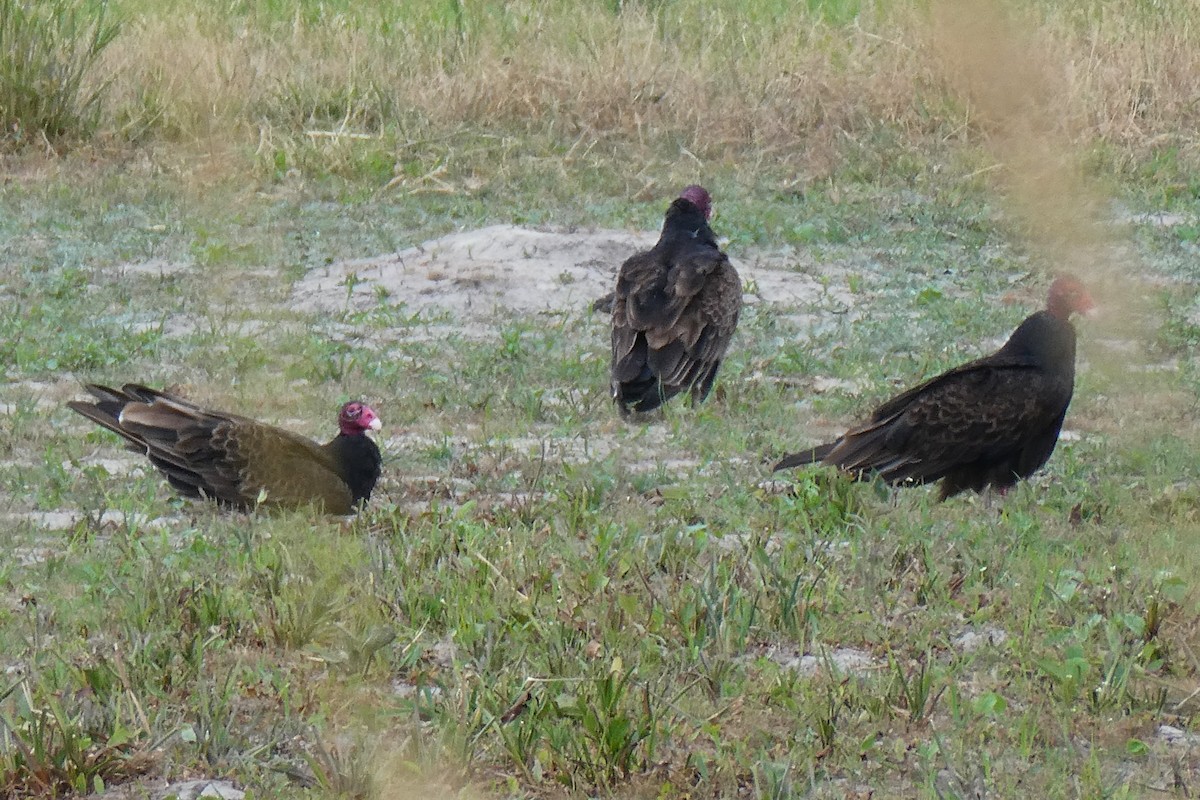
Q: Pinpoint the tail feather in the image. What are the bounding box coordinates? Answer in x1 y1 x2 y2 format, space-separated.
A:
772 442 837 472
614 374 674 415
70 383 248 505
67 399 144 452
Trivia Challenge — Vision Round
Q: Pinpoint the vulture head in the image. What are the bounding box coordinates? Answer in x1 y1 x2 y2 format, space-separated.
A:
1046 274 1096 321
339 401 382 435
679 185 712 220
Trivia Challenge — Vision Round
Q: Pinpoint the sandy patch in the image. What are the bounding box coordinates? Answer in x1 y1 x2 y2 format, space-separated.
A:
1 378 84 410
2 509 174 532
111 259 191 278
291 224 857 324
748 643 881 677
96 779 244 800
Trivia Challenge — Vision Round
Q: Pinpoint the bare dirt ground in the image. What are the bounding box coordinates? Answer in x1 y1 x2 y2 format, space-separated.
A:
289 223 874 511
18 220 1175 534
291 224 858 328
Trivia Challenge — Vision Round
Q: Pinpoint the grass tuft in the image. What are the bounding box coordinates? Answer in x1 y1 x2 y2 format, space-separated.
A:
0 0 120 143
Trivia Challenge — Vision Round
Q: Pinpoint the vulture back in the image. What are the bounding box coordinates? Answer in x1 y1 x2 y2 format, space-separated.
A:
611 187 741 414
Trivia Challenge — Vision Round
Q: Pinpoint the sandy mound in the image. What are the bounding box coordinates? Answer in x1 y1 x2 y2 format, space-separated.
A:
291 224 853 321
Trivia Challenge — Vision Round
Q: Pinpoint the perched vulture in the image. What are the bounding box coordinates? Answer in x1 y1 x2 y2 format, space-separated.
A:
610 185 742 415
773 275 1095 500
69 384 383 514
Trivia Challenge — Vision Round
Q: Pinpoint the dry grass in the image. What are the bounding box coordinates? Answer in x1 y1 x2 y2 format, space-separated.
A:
86 0 1200 181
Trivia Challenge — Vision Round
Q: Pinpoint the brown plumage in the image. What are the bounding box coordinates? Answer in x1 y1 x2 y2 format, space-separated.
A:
68 384 383 514
773 275 1095 500
610 185 742 415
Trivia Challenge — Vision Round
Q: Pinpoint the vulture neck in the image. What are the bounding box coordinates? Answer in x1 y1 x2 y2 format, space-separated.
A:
325 433 380 504
659 201 717 248
1000 310 1077 375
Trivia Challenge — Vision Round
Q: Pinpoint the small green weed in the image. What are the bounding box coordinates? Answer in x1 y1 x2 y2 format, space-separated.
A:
0 677 144 797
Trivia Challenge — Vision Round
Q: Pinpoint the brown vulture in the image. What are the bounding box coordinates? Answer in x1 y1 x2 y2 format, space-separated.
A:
610 185 742 415
69 383 383 514
773 275 1095 499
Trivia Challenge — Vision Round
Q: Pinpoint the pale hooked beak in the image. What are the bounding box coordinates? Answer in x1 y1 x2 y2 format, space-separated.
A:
368 416 382 432
1078 290 1099 319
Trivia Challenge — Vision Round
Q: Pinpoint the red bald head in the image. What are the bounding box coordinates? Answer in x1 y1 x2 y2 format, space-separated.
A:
1046 274 1096 320
679 185 712 220
339 401 382 436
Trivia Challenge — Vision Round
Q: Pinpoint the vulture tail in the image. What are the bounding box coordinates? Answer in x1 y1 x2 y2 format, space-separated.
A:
772 442 837 472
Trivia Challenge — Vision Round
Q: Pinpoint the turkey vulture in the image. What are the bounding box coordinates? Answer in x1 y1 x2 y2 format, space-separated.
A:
773 275 1095 499
69 384 383 514
610 185 742 415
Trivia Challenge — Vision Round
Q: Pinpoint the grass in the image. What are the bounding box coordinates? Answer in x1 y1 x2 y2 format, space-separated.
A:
5 168 1200 797
2 0 1200 798
9 199 1200 800
0 0 120 142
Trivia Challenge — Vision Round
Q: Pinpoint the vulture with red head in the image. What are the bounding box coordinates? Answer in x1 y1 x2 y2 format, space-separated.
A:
773 275 1095 499
69 383 383 514
610 185 742 415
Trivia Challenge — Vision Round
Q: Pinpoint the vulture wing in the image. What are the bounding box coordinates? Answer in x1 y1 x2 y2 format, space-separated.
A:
823 359 1072 497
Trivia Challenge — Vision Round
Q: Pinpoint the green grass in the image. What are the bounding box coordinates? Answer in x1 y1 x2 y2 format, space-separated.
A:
2 157 1199 797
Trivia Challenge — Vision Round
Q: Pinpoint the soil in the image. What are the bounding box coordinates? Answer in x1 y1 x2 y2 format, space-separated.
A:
291 223 858 326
